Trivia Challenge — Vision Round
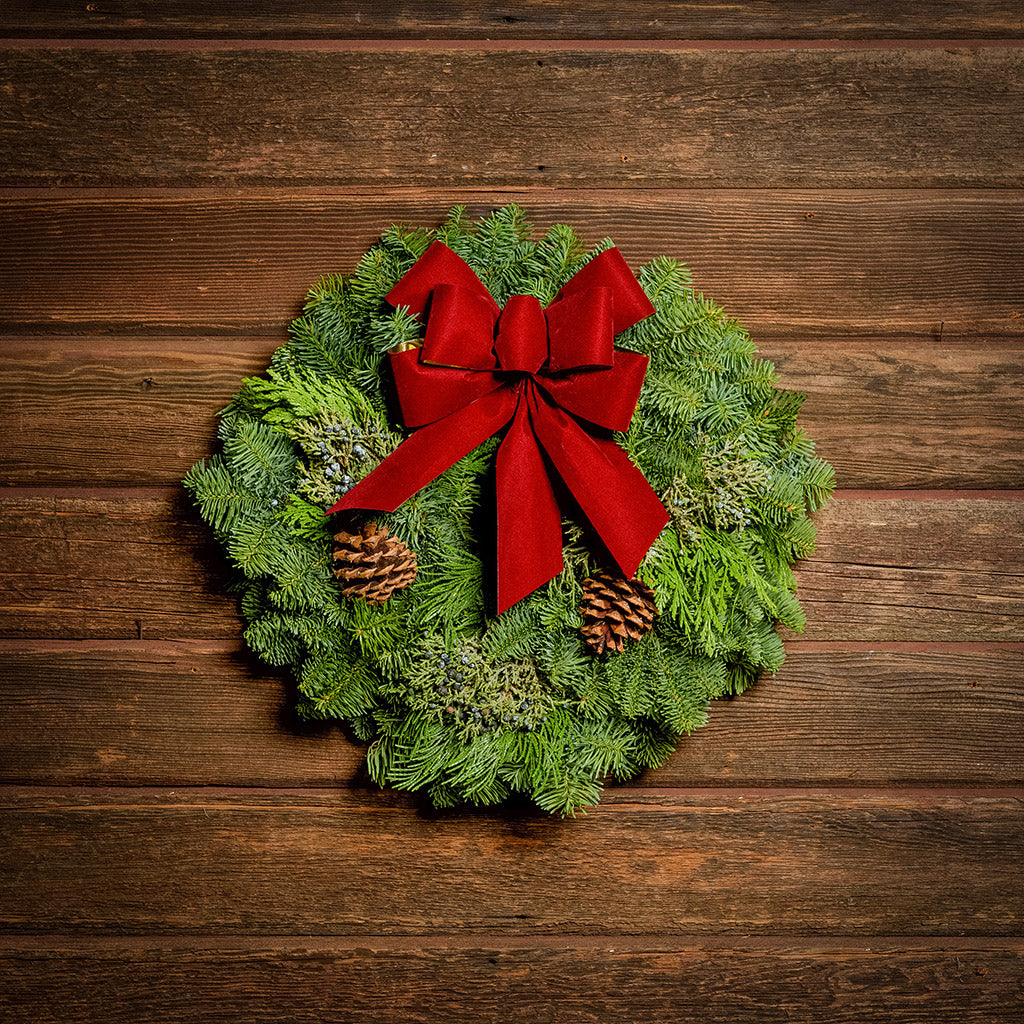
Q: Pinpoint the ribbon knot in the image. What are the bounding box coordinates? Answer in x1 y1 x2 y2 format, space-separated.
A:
494 294 548 374
328 241 669 613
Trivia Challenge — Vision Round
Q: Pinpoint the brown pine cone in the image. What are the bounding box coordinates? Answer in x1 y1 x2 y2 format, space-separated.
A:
332 522 417 604
580 571 657 654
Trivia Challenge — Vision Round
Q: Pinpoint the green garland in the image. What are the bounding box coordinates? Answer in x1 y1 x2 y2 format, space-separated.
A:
184 205 834 815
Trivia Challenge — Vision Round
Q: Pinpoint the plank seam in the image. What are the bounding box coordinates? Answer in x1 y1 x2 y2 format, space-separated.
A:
0 638 1021 654
1 934 1022 952
2 784 1021 799
3 38 1024 51
3 186 1024 198
2 784 1022 797
2 486 1021 501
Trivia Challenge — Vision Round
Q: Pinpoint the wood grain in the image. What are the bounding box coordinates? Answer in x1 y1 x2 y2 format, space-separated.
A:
792 497 1024 642
2 192 1020 338
0 643 1021 788
0 641 367 787
769 339 1024 489
0 491 237 640
4 1 1023 39
1 938 1022 1024
0 493 1020 641
2 335 1021 489
1 11 1020 1024
0 787 1020 935
1 49 1022 186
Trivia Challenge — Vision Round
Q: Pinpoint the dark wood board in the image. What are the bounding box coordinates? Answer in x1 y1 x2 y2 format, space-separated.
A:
3 334 1021 489
1 643 1022 788
790 497 1024 642
3 1 1024 39
1 493 1020 641
2 192 1020 339
0 492 236 641
1 787 1020 935
1 938 1022 1024
1 49 1022 186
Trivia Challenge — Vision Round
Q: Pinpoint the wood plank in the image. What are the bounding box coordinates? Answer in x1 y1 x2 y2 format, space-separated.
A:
792 497 1024 642
0 337 272 488
0 643 1021 788
2 335 1021 489
1 938 1022 1024
2 192 1020 338
769 339 1024 489
660 647 1024 786
0 494 1020 641
1 49 1022 187
0 491 239 640
0 641 367 787
0 787 1020 934
4 2 1023 39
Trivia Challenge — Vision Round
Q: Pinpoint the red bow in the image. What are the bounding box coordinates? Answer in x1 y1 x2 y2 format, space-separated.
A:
327 241 669 613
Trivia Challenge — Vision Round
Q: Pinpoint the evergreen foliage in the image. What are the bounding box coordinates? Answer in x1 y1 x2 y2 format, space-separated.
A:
184 205 834 814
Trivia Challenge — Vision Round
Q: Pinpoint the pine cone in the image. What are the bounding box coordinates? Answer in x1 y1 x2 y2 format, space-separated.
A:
332 522 417 604
580 571 657 654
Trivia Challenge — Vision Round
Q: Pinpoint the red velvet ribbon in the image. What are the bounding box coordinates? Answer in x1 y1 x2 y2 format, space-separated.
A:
327 241 669 613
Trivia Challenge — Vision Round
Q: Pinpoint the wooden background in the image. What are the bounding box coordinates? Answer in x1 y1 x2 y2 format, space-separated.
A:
1 4 1022 1021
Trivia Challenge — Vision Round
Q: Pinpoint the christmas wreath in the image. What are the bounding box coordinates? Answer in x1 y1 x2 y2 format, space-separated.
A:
185 205 834 815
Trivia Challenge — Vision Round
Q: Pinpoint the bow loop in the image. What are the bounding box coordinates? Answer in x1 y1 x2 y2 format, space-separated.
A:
387 241 499 319
391 347 504 429
331 240 668 612
538 349 649 433
556 246 655 334
421 283 497 369
545 285 615 372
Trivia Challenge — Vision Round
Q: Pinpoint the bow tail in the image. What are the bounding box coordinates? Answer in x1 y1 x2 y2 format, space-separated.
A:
526 386 669 580
327 387 518 516
495 396 564 614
